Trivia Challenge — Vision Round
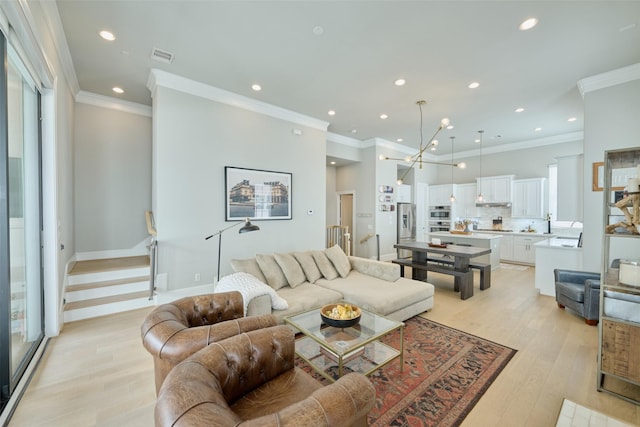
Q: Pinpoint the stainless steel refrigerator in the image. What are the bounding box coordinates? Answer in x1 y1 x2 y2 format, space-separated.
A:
397 203 416 259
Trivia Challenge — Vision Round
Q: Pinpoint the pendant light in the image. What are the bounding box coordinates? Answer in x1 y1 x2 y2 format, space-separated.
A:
477 130 484 202
378 100 464 185
450 136 456 203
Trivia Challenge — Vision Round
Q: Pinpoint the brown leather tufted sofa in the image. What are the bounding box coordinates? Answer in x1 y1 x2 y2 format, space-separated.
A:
141 291 277 394
155 324 376 427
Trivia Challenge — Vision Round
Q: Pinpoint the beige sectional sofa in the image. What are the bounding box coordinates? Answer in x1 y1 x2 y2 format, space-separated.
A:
227 245 434 323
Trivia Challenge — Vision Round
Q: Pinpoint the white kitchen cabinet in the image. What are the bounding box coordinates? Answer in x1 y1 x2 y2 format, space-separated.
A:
513 235 548 264
396 184 412 203
454 183 478 218
476 175 513 204
512 178 546 218
429 184 454 207
499 234 514 260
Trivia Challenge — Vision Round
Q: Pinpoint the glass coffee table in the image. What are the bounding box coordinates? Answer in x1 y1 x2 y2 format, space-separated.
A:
284 304 404 382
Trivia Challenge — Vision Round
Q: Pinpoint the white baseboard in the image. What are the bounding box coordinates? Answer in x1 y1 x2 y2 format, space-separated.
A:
156 283 216 304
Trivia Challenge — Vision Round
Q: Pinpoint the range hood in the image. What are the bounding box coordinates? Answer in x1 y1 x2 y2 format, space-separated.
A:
475 202 512 208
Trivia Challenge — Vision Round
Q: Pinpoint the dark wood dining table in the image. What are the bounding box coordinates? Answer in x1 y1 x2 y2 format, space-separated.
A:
393 241 491 300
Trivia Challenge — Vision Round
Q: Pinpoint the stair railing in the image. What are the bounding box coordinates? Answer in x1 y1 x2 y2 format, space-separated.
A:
145 211 157 300
326 225 350 255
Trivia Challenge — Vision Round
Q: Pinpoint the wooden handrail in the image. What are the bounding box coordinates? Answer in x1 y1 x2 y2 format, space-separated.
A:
145 210 157 237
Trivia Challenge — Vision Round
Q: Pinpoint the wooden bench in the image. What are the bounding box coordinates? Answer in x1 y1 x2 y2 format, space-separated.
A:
424 255 491 290
392 259 474 300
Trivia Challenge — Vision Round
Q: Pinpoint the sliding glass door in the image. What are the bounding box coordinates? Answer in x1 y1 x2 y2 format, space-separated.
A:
0 32 44 411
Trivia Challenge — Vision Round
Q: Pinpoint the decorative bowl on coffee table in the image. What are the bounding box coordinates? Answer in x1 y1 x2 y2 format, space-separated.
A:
320 303 361 328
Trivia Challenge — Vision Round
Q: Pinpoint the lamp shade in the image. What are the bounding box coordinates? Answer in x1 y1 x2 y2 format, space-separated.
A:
239 218 260 233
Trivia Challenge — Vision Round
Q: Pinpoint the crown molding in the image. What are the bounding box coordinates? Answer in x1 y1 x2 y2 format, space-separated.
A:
76 91 152 117
39 0 80 95
148 69 329 131
453 131 583 159
577 63 640 98
326 132 361 147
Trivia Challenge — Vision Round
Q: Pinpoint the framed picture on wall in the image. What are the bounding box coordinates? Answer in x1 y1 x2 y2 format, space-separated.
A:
225 166 292 220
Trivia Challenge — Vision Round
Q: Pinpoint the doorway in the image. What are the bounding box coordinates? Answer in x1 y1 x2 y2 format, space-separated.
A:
338 192 355 255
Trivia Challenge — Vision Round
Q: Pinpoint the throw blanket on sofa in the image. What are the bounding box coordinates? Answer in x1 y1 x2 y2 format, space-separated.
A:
216 272 288 315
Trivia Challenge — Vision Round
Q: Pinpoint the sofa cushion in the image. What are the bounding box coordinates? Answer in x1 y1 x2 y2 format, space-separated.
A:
312 250 339 280
349 256 400 282
293 251 322 284
271 283 344 323
325 245 351 278
256 254 288 290
316 271 434 317
274 253 306 288
556 281 585 303
230 258 267 284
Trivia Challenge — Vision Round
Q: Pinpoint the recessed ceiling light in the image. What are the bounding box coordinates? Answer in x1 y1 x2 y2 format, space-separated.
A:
99 30 115 41
446 125 454 130
535 127 542 131
112 86 124 94
519 18 538 31
328 110 336 116
468 82 480 89
515 107 525 113
568 117 577 122
394 79 406 87
474 138 481 143
251 84 262 91
396 138 403 143
351 129 358 134
330 161 336 165
380 114 388 120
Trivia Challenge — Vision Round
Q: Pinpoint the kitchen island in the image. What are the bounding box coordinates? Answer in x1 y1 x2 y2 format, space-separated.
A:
429 231 501 270
533 237 583 297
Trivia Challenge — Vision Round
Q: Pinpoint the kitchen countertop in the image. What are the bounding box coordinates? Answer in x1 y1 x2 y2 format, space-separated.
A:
430 231 502 239
467 229 556 237
533 237 581 250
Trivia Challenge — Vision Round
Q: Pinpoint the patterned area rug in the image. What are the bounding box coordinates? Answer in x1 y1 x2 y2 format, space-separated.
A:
295 317 516 427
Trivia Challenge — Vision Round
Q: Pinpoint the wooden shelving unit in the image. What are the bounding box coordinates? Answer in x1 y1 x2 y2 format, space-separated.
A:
597 147 640 405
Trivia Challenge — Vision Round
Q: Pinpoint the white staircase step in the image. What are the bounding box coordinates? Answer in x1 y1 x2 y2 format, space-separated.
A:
67 267 150 286
63 291 155 323
63 255 154 322
65 277 150 302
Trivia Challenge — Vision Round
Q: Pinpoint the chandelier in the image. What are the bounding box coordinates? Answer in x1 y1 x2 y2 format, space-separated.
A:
379 100 466 185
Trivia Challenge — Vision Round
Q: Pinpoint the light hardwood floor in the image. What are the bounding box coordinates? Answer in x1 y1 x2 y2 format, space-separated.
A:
8 265 640 426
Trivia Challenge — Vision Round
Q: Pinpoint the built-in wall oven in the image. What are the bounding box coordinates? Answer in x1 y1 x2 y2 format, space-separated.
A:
429 206 451 232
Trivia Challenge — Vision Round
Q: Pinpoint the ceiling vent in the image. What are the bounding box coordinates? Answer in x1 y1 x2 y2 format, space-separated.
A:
151 48 174 64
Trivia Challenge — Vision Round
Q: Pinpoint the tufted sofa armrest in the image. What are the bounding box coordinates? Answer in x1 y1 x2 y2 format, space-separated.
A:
349 255 400 282
156 325 376 427
584 278 601 321
141 292 277 393
242 372 376 427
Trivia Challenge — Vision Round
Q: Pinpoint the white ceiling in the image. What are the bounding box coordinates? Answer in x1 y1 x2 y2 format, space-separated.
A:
55 1 640 157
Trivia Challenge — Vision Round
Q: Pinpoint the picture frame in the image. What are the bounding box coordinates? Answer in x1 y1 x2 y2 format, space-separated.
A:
592 162 604 191
225 166 292 221
592 161 625 192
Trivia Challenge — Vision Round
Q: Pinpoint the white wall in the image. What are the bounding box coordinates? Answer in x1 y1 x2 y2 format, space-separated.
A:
581 68 640 271
150 81 327 290
74 102 152 252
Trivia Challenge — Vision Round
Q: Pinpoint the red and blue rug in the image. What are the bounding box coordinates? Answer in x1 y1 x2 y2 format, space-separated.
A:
295 316 516 427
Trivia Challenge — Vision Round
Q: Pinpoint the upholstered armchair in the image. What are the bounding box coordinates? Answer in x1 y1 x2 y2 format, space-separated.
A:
155 325 376 427
554 269 601 325
141 291 277 394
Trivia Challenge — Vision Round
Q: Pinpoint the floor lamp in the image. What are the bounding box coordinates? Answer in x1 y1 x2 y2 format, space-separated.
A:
205 217 260 283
